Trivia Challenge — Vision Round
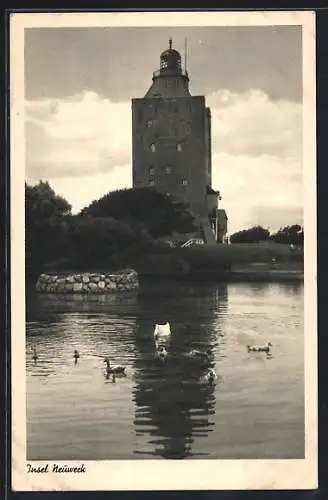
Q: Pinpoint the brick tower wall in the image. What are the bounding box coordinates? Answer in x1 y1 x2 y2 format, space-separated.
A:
132 95 209 218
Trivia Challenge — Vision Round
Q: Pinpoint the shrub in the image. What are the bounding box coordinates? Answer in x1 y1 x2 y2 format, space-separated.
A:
66 216 154 270
230 226 270 244
80 187 196 238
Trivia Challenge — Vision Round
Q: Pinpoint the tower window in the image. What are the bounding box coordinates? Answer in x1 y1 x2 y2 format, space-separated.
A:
177 143 182 152
165 166 172 174
181 178 188 186
149 166 155 175
147 119 153 127
150 143 156 152
160 59 168 70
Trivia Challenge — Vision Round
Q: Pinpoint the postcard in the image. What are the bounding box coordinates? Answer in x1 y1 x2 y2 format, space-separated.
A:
10 10 317 491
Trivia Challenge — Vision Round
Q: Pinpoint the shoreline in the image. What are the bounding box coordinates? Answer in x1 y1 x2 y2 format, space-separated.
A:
139 270 304 284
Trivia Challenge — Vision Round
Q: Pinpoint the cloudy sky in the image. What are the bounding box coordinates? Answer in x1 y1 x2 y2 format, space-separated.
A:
25 25 303 234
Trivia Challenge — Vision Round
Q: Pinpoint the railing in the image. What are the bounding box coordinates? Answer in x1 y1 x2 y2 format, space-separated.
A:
152 69 189 79
180 238 205 248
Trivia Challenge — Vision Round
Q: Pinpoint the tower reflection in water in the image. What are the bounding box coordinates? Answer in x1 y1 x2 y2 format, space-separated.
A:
132 283 228 459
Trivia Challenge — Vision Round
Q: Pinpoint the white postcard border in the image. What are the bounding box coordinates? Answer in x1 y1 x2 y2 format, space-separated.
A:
10 10 317 491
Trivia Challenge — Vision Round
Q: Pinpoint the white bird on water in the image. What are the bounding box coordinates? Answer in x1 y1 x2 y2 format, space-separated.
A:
154 322 171 340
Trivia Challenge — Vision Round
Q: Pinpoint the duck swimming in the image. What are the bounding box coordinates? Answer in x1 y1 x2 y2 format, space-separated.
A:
186 348 212 360
104 358 126 376
247 342 272 354
32 347 38 363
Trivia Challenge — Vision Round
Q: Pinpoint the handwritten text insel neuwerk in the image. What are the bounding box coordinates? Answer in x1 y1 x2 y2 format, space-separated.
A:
26 463 86 473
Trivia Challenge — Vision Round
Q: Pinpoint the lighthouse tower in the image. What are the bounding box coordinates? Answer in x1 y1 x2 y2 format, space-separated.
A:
131 39 225 244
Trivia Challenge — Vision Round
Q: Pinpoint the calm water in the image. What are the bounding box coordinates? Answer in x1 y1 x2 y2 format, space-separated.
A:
26 281 304 460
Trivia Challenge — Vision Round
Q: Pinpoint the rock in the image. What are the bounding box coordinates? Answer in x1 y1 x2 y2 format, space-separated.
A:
105 281 117 290
36 270 139 294
73 282 83 292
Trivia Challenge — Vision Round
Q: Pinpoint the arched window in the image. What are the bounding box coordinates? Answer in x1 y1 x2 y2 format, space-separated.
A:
181 178 188 186
150 143 156 152
177 143 182 152
149 166 155 175
165 166 172 174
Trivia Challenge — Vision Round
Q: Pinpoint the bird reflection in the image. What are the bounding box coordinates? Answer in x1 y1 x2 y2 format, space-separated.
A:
104 371 116 383
277 282 303 296
132 284 228 459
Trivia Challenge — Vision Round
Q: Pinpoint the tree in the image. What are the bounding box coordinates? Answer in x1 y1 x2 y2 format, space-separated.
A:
230 226 270 244
25 181 72 278
80 187 196 239
270 225 304 245
67 216 154 269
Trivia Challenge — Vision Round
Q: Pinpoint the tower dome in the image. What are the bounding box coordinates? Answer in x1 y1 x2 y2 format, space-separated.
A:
159 38 182 75
145 37 190 97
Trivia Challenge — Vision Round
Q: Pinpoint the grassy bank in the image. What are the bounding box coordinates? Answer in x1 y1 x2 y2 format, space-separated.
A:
177 242 303 265
136 242 303 278
29 242 303 286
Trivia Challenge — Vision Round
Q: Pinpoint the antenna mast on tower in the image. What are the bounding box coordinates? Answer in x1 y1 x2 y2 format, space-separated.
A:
184 37 188 74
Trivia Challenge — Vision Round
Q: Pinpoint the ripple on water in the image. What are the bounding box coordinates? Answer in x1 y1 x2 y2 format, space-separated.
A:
26 282 305 460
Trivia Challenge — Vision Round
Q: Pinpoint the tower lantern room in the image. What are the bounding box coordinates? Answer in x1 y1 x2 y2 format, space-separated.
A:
159 38 183 75
149 38 190 91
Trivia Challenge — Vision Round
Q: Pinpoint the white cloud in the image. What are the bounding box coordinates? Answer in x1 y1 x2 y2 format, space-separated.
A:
207 89 302 159
25 88 302 232
211 152 302 233
49 165 131 214
26 91 131 179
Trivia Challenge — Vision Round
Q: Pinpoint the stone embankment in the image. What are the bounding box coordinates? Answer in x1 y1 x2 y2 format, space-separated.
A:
35 269 139 293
